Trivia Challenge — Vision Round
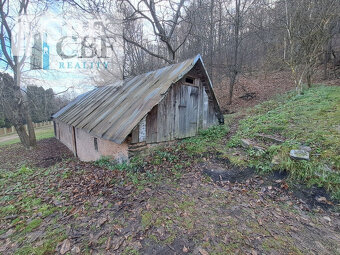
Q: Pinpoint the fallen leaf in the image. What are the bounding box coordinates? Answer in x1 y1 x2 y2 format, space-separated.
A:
112 236 125 251
106 236 111 250
183 246 189 253
60 239 71 255
97 217 107 227
71 246 80 253
251 249 258 255
199 247 209 255
316 197 332 205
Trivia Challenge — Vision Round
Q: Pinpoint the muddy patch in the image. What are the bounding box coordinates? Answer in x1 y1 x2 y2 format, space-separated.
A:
290 184 335 210
201 156 338 211
35 155 64 168
140 238 195 255
203 165 255 183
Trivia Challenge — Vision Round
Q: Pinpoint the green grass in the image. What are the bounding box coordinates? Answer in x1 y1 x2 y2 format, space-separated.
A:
0 126 54 146
0 162 67 254
227 85 340 199
95 155 162 187
181 124 229 155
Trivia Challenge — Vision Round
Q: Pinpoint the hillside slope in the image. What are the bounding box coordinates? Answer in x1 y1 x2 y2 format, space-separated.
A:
225 86 340 199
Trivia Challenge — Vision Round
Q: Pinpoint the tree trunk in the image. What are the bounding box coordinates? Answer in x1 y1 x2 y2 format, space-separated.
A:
15 124 31 147
26 112 36 147
227 0 241 106
209 0 215 82
323 41 331 79
227 71 237 105
306 63 313 89
306 72 312 88
0 73 36 149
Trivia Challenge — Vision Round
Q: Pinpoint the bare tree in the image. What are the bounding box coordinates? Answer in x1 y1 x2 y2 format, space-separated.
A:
283 0 339 93
225 0 255 104
64 0 340 106
120 0 191 64
0 0 47 148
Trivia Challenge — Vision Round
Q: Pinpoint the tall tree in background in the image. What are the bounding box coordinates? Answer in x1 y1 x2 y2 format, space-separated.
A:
225 0 255 104
62 0 340 105
0 0 47 148
120 0 191 64
26 86 68 123
282 0 339 93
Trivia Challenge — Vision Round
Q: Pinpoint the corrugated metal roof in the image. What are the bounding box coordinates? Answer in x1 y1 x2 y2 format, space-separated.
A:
53 54 222 144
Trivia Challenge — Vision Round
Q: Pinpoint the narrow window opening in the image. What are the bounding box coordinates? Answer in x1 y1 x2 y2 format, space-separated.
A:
185 77 194 84
94 137 98 151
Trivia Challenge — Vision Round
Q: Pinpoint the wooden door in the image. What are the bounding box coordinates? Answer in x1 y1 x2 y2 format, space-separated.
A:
178 85 199 138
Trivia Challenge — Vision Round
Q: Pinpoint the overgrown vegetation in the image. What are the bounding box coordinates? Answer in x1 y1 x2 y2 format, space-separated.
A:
181 124 229 155
226 86 340 199
0 164 67 255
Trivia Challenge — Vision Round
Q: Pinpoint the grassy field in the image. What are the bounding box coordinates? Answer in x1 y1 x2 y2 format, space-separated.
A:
0 126 54 146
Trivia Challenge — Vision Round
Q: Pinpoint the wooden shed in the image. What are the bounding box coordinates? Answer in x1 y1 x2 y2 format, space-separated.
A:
52 55 224 162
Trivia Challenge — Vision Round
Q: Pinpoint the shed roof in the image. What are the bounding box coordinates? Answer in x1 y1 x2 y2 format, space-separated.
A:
53 54 222 144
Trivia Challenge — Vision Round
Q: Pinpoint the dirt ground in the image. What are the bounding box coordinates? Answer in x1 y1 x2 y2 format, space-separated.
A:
0 138 339 255
215 69 340 113
0 138 73 170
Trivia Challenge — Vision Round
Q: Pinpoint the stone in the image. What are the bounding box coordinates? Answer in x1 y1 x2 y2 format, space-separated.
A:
241 138 252 148
4 215 17 220
241 138 266 152
53 199 63 207
299 145 312 152
290 150 309 160
323 216 331 222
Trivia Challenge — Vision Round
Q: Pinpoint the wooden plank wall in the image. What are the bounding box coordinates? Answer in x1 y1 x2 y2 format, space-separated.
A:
131 74 219 144
146 106 158 143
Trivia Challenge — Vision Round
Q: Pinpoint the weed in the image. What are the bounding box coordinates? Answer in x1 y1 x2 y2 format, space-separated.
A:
141 211 153 229
22 218 42 234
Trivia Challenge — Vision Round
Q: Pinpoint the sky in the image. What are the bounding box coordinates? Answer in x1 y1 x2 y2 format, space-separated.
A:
1 2 122 96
